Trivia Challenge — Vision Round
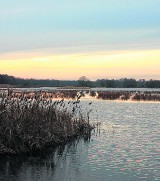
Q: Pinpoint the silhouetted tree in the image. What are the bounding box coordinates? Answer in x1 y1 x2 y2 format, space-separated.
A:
78 76 91 87
0 74 160 88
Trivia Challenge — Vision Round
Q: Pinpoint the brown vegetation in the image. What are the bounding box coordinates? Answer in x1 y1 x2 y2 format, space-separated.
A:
0 90 93 156
89 90 160 101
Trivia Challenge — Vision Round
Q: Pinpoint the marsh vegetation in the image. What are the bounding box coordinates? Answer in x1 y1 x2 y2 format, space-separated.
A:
0 87 159 155
0 89 93 155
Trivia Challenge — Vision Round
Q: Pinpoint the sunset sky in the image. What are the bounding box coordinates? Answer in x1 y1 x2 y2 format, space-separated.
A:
0 0 160 80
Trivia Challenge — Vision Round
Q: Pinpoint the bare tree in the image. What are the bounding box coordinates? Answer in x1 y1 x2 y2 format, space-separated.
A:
78 76 91 87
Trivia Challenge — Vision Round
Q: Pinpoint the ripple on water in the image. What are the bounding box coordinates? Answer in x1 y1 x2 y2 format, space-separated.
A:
0 99 160 181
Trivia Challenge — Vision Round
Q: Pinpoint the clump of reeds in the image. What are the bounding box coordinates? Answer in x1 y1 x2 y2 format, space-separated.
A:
0 90 93 155
95 90 160 101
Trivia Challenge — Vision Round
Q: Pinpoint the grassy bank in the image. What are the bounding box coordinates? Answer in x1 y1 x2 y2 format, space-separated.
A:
0 91 93 156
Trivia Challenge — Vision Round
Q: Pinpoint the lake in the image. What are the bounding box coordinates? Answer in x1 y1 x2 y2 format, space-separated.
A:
0 97 160 181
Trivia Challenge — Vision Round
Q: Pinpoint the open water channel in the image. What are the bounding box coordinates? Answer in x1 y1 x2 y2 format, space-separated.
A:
0 92 160 181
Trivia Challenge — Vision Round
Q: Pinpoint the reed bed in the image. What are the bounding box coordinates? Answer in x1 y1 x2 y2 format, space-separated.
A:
0 90 93 156
0 89 81 100
89 90 160 101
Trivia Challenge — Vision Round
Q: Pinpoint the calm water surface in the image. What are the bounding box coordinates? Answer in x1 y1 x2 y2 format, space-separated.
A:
0 98 160 181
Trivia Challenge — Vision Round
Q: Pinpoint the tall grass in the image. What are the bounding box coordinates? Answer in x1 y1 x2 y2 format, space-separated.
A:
0 90 93 155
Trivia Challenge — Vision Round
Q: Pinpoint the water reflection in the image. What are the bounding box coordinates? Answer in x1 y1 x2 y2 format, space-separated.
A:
0 100 160 181
0 139 88 181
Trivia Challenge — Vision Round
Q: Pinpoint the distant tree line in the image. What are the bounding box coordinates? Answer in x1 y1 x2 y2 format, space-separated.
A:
0 74 78 87
95 78 160 88
0 74 160 88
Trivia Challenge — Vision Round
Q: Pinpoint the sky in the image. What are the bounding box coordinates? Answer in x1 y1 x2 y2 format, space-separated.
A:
0 0 160 80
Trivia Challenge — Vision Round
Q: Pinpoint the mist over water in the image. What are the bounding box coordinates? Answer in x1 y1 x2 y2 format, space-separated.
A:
0 97 160 181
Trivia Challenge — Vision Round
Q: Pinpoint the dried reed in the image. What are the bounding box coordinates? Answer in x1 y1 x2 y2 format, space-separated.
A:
0 90 93 155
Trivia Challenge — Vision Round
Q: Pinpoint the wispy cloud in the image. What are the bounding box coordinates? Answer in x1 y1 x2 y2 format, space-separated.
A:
0 0 160 80
0 0 160 54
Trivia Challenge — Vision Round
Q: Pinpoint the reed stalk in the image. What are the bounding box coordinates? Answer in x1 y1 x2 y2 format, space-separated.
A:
0 90 93 155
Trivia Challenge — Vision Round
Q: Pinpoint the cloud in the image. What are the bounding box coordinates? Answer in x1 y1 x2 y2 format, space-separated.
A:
0 0 160 54
0 28 160 55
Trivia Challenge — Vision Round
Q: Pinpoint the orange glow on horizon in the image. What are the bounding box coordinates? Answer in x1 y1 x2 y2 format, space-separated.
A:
0 49 160 80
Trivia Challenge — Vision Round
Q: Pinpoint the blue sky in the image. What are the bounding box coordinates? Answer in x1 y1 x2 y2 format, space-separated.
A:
0 0 160 54
0 0 160 80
